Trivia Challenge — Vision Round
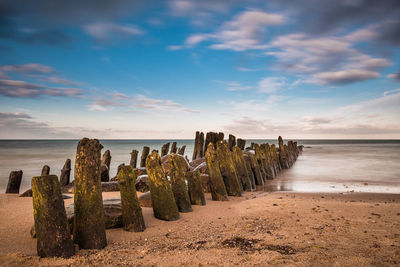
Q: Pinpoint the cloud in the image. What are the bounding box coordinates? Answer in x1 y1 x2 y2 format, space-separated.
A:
302 116 332 125
339 90 400 113
387 72 400 81
0 79 83 98
131 94 200 113
173 10 285 51
267 31 390 85
0 63 55 74
214 80 253 91
83 22 144 42
258 77 286 93
273 0 400 37
45 76 80 86
311 69 380 85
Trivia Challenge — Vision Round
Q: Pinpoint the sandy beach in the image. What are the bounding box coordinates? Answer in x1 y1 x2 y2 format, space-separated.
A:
0 191 399 266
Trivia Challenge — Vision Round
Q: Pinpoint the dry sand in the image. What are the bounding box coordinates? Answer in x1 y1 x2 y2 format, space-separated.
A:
0 191 399 266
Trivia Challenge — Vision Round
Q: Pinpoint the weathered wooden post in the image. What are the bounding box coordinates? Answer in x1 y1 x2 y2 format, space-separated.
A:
243 155 256 190
41 165 50 176
130 149 138 168
32 175 75 258
161 143 170 156
245 152 264 186
101 150 111 180
140 146 150 167
100 165 110 182
187 170 206 205
278 136 288 169
60 159 71 186
73 138 107 249
216 141 242 196
228 134 236 151
178 145 186 155
6 170 23 194
117 165 146 232
170 142 177 154
167 154 192 212
205 143 228 201
232 147 252 191
217 132 224 142
192 131 204 160
101 150 111 170
146 151 180 221
237 138 246 150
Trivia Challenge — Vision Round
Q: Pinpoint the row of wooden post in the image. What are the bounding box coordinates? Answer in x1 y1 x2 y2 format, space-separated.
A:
23 134 300 258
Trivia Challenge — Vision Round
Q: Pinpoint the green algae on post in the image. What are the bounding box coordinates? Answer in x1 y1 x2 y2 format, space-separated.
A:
118 165 146 232
73 138 107 249
146 151 180 221
216 141 242 196
32 175 74 258
187 170 206 205
232 146 252 191
168 154 193 212
205 143 228 201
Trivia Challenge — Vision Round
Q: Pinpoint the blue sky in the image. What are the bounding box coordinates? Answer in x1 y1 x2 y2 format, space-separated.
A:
0 0 399 139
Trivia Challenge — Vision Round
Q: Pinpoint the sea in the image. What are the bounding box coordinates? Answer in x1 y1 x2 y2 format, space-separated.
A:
0 139 399 194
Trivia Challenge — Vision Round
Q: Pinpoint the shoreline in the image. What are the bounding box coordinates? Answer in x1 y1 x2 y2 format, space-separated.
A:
1 191 399 266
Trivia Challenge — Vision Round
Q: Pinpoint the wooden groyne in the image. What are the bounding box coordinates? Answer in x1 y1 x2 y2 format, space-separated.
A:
7 132 302 258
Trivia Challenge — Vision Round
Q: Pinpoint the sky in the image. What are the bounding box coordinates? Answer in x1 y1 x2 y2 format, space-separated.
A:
0 0 399 139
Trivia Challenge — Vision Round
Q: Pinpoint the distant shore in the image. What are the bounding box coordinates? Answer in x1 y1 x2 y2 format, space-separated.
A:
1 191 399 266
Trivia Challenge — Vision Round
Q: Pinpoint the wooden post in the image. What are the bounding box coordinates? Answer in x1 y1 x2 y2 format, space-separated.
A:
216 141 242 196
192 131 200 160
167 154 192 212
73 138 107 249
6 170 23 194
178 145 186 155
117 165 146 232
232 147 252 191
205 143 228 201
41 165 50 176
130 149 138 168
187 171 206 205
32 175 74 258
60 159 71 186
243 154 256 190
146 151 180 221
245 152 264 186
228 134 236 151
170 142 177 154
140 146 150 168
237 138 246 150
199 132 205 157
161 143 170 156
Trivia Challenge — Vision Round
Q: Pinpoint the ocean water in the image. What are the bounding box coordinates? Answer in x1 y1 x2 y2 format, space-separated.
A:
0 139 399 194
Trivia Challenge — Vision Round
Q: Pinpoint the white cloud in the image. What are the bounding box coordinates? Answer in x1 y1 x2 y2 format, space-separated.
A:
83 22 143 41
131 94 200 113
311 69 380 85
0 63 55 74
258 77 286 93
267 29 390 85
387 72 400 81
173 10 285 51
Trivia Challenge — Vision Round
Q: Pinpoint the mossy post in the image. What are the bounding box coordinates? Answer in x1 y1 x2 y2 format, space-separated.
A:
246 152 264 186
130 149 138 168
73 138 107 249
170 142 178 154
216 141 242 196
60 159 71 186
140 146 150 168
228 134 236 151
32 175 74 258
243 155 256 190
205 143 228 201
187 170 206 205
101 150 112 171
237 138 246 150
232 147 252 191
41 165 50 176
146 151 180 221
117 165 146 232
168 154 192 212
192 131 204 160
6 170 23 194
161 143 170 156
178 145 186 155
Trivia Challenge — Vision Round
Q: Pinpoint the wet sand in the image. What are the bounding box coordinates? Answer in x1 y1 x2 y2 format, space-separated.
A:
1 191 399 266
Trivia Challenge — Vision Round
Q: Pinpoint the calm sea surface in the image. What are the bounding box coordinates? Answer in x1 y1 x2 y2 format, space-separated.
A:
0 139 399 194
